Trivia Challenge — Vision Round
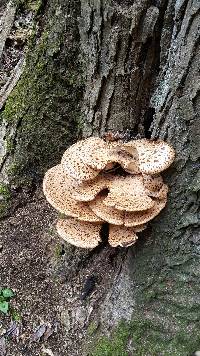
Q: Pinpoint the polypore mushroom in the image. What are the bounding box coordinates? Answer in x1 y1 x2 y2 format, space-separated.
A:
124 196 167 227
108 142 139 174
89 193 124 225
142 174 163 192
56 217 102 248
61 140 101 182
108 225 138 247
43 165 103 222
43 135 175 249
71 173 112 202
103 175 155 212
124 139 175 174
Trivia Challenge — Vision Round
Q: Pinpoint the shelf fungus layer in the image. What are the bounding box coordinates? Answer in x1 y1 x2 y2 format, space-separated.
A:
43 137 175 248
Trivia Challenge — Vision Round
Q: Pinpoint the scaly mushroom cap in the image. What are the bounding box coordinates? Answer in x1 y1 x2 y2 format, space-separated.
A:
108 144 139 174
146 184 168 200
142 174 163 192
89 193 124 225
77 137 110 170
61 140 100 182
71 173 112 202
124 139 175 174
103 175 155 212
108 225 138 247
43 165 103 222
56 217 102 248
124 196 167 227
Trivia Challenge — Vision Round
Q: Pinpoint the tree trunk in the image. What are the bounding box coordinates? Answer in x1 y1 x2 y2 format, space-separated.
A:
0 0 200 355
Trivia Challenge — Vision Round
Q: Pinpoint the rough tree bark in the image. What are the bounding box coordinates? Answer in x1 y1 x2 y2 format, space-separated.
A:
0 0 199 355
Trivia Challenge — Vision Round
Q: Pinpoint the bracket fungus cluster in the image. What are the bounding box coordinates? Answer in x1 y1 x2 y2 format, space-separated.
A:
43 137 175 248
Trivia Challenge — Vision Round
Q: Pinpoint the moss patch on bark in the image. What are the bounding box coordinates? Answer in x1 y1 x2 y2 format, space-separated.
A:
1 0 83 188
90 318 200 356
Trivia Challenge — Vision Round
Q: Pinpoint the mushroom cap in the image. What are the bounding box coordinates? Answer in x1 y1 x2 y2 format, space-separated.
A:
103 175 155 212
56 217 102 248
89 193 124 225
108 146 139 174
124 196 167 227
78 137 109 170
124 139 175 174
146 184 168 200
61 140 100 182
43 165 103 222
142 174 163 192
133 224 147 232
108 225 138 247
71 173 112 202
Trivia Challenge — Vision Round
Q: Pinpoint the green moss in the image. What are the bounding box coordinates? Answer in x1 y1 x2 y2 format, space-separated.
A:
90 322 130 356
87 321 99 336
0 184 12 218
0 183 11 199
13 0 42 13
55 244 65 258
2 0 83 187
91 319 200 356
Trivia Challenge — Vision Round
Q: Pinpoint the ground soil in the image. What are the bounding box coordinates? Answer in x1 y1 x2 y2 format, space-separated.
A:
0 188 125 356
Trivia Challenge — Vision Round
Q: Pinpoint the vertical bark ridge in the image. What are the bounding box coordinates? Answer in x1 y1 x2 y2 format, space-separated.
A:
79 0 164 137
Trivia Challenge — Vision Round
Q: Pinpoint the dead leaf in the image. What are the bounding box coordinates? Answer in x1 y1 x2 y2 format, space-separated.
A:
31 324 46 342
0 337 6 356
43 322 58 341
43 324 54 341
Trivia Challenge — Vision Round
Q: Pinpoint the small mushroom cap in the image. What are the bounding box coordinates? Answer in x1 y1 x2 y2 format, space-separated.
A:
56 217 102 248
71 174 112 202
124 196 167 227
43 165 103 222
124 139 175 174
61 140 100 182
89 193 124 225
108 225 138 247
104 175 155 212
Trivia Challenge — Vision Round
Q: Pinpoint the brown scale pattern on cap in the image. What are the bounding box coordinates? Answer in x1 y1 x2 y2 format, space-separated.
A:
61 141 100 182
43 165 103 222
142 174 163 192
103 175 155 212
146 184 168 200
109 225 138 247
124 139 175 175
89 194 124 226
124 197 167 227
71 174 112 202
78 137 109 170
43 136 175 249
108 141 139 174
56 218 102 248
